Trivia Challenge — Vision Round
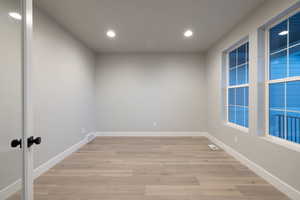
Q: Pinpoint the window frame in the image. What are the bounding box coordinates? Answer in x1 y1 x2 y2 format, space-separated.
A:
226 40 249 132
265 7 300 144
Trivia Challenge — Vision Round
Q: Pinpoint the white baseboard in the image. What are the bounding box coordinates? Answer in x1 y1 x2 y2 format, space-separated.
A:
0 180 21 200
0 132 95 200
1 132 299 200
206 134 300 200
34 133 94 178
95 131 208 137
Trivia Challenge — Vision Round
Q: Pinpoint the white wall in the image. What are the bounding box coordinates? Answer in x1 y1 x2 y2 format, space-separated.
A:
205 0 300 193
95 53 207 133
33 9 96 167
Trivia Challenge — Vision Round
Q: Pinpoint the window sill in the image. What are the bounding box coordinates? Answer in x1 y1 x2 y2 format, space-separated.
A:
262 135 300 153
226 122 249 133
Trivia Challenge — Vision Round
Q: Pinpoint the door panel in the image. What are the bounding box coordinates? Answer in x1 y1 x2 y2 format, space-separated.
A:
0 0 23 199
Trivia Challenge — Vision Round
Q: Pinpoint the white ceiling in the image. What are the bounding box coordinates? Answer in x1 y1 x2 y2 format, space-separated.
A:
35 0 264 53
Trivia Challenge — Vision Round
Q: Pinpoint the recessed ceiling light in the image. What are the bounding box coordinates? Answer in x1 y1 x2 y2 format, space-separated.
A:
279 30 288 36
106 30 116 38
184 29 193 38
9 12 22 20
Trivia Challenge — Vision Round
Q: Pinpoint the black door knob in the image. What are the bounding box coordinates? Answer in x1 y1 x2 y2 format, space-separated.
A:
11 139 22 148
27 136 42 148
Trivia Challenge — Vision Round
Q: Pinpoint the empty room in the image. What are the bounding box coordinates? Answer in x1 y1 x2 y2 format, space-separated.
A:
1 0 300 199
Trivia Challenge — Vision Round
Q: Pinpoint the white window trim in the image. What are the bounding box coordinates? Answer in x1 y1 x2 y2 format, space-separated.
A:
228 83 249 89
225 41 249 132
226 122 249 133
264 7 300 147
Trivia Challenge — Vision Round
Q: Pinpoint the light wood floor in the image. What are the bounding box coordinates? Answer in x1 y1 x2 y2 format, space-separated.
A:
9 137 290 200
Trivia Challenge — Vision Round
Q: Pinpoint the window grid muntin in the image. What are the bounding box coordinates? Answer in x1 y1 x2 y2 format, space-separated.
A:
267 10 300 144
227 41 249 128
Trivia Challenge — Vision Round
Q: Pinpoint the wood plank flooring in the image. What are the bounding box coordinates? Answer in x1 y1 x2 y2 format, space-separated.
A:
9 137 290 200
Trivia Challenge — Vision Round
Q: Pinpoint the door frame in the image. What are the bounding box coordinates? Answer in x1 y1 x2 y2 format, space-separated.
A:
21 0 33 199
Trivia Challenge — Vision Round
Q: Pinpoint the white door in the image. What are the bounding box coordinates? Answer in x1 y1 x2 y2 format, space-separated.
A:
0 0 34 199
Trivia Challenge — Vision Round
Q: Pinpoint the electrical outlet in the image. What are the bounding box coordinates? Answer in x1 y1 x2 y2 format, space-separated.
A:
153 122 157 127
81 128 86 134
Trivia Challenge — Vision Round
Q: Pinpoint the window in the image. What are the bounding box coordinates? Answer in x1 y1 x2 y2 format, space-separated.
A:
268 11 300 144
227 42 249 128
